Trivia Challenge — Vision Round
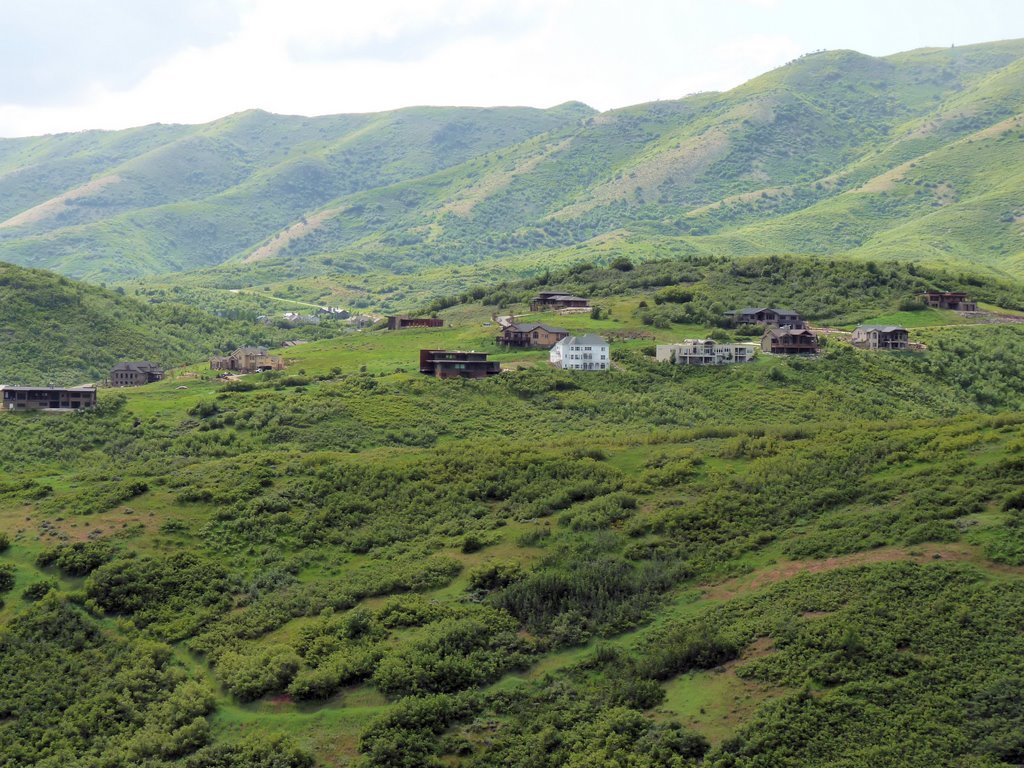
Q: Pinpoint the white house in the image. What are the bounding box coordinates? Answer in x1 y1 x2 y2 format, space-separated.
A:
656 339 758 365
550 334 610 371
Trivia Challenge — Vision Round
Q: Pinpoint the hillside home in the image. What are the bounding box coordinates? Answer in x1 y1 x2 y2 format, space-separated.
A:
282 312 320 326
496 322 569 348
419 350 501 379
851 325 909 350
761 328 819 355
656 340 758 365
724 307 806 329
387 316 444 330
922 292 977 312
210 346 284 373
550 334 610 371
1 386 97 411
530 291 590 311
110 361 164 387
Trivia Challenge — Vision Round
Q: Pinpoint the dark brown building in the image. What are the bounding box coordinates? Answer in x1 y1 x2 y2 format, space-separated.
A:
1 386 97 411
529 292 590 311
761 328 819 355
922 292 977 312
110 361 164 387
496 322 569 348
419 350 501 379
724 307 806 329
387 316 444 330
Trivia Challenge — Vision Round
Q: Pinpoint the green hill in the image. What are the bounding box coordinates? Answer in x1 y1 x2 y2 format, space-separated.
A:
3 41 1024 286
0 263 313 385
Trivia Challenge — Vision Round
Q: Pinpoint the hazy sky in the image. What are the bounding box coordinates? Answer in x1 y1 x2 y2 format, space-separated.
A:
1 0 1021 137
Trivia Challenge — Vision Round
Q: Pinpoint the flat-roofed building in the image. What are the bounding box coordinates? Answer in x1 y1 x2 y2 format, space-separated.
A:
656 339 758 365
419 350 501 379
1 386 97 411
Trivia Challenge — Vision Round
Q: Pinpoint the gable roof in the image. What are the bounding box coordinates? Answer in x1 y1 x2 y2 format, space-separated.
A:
856 325 907 333
763 327 815 339
111 361 161 372
559 333 608 346
508 322 568 334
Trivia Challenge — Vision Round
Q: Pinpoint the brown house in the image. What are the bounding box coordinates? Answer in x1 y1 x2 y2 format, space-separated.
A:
922 292 977 312
496 322 569 348
420 350 501 379
529 291 590 311
761 328 819 355
110 361 164 387
1 386 97 411
387 316 444 330
724 307 806 329
211 346 284 373
851 325 909 350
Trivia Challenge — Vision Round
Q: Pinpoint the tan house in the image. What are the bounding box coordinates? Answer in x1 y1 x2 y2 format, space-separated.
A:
851 325 909 350
211 346 284 373
496 322 569 348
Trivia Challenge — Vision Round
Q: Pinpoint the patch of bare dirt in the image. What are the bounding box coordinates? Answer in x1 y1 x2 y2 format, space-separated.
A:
702 543 1013 601
0 174 121 229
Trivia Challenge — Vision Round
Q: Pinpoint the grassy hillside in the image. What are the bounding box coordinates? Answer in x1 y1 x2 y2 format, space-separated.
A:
3 41 1024 288
0 263 335 385
4 258 1024 766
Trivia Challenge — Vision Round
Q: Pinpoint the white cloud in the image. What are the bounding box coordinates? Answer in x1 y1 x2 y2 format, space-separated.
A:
0 0 1021 136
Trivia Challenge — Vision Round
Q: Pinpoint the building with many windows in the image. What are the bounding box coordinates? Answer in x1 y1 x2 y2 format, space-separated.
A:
656 339 758 365
1 386 97 411
550 334 610 371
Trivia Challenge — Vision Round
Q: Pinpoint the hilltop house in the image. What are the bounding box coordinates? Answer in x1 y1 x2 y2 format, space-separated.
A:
210 346 284 373
550 334 610 371
922 292 977 312
1 386 97 411
282 312 320 326
496 322 569 348
851 325 909 350
656 340 758 365
110 361 164 387
724 307 806 329
387 316 444 330
530 291 590 312
419 350 501 379
761 328 819 355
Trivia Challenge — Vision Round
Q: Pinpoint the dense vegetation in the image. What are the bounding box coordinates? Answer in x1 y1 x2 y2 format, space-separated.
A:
0 262 346 385
4 252 1024 765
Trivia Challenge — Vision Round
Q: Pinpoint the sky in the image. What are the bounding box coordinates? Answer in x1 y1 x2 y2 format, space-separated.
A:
0 0 1021 137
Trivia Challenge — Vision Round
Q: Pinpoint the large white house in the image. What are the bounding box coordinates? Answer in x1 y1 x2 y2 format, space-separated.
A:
550 334 610 371
656 339 758 365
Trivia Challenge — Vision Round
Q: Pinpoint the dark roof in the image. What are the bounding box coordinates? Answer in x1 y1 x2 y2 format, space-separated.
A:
728 307 800 316
856 325 907 333
234 346 269 355
534 293 589 302
763 328 815 339
111 361 161 372
0 385 96 392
